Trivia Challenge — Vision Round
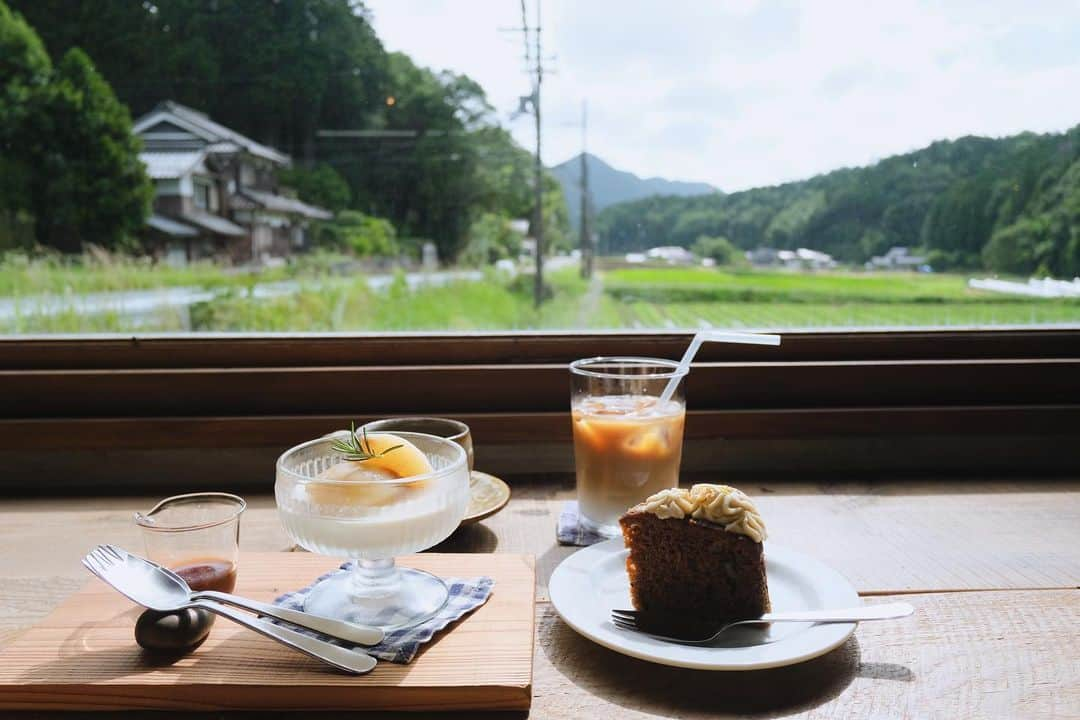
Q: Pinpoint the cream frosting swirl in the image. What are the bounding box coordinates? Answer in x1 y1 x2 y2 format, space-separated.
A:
640 487 697 519
638 484 766 542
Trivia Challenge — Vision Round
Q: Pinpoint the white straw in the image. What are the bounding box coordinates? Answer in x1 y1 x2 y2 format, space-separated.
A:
659 331 782 404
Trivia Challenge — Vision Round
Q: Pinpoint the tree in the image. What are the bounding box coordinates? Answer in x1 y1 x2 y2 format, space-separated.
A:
982 220 1044 275
316 210 397 257
0 3 152 251
340 52 563 261
33 49 153 251
0 0 48 133
0 0 50 239
460 213 523 266
280 164 351 213
9 0 390 165
692 235 740 265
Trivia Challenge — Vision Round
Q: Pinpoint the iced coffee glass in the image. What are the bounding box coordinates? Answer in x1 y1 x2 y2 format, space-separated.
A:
570 357 688 537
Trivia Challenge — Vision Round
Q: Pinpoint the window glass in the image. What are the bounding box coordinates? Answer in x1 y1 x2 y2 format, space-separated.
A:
1 1 1078 334
193 179 212 211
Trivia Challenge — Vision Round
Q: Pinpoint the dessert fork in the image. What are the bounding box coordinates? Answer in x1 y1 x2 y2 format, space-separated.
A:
611 602 914 645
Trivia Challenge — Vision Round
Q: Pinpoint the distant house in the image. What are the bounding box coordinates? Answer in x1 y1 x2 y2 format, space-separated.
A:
868 246 928 271
748 246 836 270
133 101 331 264
792 247 836 270
645 246 695 265
747 247 782 266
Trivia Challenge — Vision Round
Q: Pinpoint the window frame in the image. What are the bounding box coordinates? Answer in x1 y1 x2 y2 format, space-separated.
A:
2 328 1078 485
192 176 213 211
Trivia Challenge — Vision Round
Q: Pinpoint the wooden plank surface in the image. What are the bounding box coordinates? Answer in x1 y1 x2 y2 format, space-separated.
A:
1 592 1076 719
0 553 535 712
6 359 1080 417
4 406 1080 452
0 478 1077 718
1 479 1075 603
4 329 1078 370
532 590 1080 720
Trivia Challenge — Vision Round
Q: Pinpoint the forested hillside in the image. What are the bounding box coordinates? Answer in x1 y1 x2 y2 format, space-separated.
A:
597 126 1080 276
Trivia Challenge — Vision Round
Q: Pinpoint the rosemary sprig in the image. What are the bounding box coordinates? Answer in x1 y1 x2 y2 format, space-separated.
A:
331 422 403 462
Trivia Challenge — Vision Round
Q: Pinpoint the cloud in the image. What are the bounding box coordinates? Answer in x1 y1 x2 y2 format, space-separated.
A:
366 0 1080 191
994 25 1078 71
819 64 910 98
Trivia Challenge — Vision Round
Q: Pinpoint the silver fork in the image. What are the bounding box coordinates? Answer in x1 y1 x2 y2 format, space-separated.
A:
83 545 377 674
611 602 914 645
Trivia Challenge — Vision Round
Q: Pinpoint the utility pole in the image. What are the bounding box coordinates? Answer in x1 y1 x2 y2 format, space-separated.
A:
528 0 544 308
509 0 549 308
578 100 593 279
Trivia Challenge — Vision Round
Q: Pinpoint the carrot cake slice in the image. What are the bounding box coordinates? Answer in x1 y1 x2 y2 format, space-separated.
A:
619 484 770 633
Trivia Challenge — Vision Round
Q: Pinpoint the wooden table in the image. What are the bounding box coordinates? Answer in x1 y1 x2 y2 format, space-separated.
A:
1 477 1077 718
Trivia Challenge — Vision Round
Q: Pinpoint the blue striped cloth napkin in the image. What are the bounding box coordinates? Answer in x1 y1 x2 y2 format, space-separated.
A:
557 500 615 546
273 562 494 664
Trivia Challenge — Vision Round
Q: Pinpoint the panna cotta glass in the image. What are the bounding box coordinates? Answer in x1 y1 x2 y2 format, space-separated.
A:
275 431 469 630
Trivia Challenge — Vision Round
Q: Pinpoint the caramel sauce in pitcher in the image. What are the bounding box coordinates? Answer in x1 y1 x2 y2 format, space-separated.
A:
172 559 237 593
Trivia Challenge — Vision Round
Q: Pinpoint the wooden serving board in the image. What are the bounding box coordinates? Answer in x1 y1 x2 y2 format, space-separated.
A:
0 552 535 712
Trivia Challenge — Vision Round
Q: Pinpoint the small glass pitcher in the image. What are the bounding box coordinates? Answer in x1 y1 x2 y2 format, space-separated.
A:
134 492 246 593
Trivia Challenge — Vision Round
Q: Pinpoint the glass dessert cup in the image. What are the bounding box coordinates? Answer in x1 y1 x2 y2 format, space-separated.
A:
362 417 474 471
275 431 470 631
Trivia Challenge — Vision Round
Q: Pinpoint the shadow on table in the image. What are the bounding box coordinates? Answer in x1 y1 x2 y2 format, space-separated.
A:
539 610 914 717
429 521 499 553
4 713 528 720
17 623 212 687
728 475 1079 498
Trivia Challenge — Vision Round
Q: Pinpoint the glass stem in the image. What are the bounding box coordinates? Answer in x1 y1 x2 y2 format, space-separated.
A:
349 557 400 597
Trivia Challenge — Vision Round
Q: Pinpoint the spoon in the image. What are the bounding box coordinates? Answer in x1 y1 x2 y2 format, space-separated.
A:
83 544 377 674
114 548 381 644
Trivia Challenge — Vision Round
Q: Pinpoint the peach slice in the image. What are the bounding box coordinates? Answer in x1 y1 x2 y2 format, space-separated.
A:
308 432 434 507
354 432 434 479
313 461 403 506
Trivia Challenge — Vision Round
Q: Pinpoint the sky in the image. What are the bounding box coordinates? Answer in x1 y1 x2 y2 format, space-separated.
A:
365 0 1080 192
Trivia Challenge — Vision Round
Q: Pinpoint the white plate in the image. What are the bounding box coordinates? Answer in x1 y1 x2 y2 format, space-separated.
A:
549 537 859 670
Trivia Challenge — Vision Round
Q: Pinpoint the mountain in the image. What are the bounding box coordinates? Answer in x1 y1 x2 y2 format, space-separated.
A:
550 153 717 230
595 125 1080 276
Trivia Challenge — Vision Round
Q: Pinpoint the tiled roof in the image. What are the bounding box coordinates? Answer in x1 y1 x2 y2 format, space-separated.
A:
134 101 290 166
146 214 199 237
239 188 332 220
179 210 247 237
140 151 205 179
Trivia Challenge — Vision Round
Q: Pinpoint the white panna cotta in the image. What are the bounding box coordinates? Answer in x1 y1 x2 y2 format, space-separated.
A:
276 432 469 559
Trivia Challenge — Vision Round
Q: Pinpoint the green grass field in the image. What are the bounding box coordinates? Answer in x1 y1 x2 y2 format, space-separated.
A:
3 258 1077 333
0 251 292 296
604 268 1022 304
618 299 1080 329
603 268 1080 329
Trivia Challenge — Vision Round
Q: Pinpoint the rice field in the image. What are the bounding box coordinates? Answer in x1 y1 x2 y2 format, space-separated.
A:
2 257 1078 333
617 299 1080 329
